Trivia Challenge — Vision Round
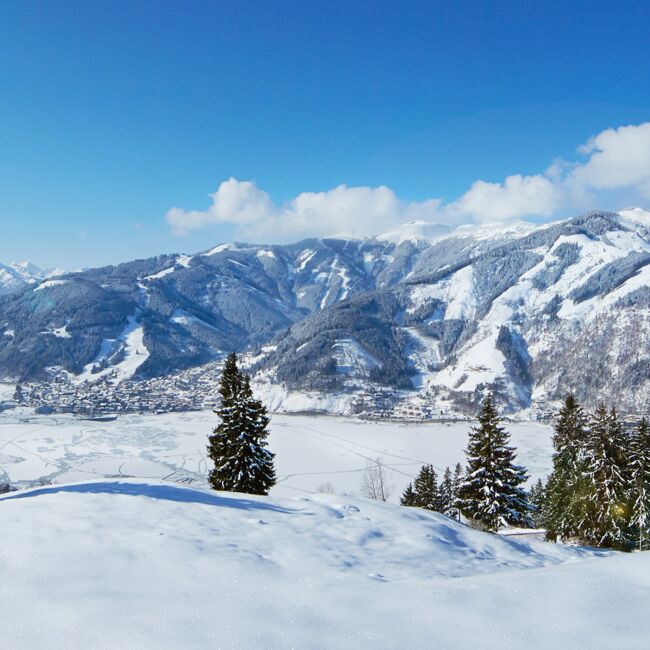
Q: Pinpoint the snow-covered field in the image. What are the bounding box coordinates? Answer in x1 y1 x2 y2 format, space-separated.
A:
0 407 553 498
1 478 649 649
3 407 650 649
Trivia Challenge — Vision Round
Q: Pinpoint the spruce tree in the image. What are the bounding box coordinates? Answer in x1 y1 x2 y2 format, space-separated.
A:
628 417 650 551
439 466 455 517
457 393 530 532
450 463 463 521
412 464 442 511
452 463 463 496
581 404 629 549
400 482 417 506
543 394 589 541
207 353 276 495
207 352 240 490
528 479 546 528
608 407 629 482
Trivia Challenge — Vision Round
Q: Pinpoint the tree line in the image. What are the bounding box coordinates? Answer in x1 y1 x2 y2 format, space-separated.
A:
400 463 463 519
398 393 650 552
541 395 650 551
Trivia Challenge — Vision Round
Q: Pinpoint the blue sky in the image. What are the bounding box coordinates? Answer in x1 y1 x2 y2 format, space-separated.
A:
1 0 649 268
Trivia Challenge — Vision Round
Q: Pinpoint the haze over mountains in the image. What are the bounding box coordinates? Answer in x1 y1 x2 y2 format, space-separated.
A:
1 207 650 414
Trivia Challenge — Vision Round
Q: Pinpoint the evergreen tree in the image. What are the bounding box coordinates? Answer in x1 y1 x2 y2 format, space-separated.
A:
528 479 546 528
543 394 589 541
608 407 629 482
581 404 629 549
439 466 456 517
400 482 417 506
207 353 240 490
452 462 463 495
412 464 443 511
628 417 650 551
457 393 530 532
450 463 463 521
207 353 276 495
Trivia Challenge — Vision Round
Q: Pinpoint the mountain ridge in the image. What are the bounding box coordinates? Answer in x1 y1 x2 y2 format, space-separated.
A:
2 207 650 415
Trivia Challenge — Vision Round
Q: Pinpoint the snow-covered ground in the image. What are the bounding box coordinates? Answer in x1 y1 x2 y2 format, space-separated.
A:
2 478 649 649
0 383 15 402
76 313 150 383
3 410 650 649
0 409 553 498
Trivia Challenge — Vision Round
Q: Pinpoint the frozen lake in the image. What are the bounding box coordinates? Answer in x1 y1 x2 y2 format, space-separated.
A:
0 406 554 500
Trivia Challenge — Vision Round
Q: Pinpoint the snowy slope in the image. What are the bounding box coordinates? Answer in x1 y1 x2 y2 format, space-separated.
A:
256 209 650 415
4 478 649 650
76 313 150 382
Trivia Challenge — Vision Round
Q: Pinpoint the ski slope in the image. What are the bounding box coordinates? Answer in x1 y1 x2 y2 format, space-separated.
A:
0 479 647 649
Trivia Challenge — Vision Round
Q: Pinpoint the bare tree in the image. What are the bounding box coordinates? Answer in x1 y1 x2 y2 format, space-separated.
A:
316 481 336 494
360 457 392 502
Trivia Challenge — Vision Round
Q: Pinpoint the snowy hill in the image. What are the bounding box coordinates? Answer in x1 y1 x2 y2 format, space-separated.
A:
3 478 649 649
2 208 650 414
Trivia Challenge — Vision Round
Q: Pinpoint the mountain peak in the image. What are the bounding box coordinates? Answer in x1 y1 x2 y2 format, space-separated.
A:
376 221 453 244
619 206 650 227
0 261 65 296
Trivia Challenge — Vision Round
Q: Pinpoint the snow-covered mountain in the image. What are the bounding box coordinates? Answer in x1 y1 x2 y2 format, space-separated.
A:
1 208 650 414
3 477 647 649
0 261 63 296
253 208 650 414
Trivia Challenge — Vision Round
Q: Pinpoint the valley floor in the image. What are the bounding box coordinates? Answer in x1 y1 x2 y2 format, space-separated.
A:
0 408 553 498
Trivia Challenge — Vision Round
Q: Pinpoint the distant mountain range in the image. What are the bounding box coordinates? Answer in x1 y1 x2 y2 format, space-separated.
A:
0 262 64 296
1 208 650 414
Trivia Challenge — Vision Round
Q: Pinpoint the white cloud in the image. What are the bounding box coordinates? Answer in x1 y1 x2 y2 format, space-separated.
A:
569 122 650 198
166 122 650 240
167 179 441 241
167 178 275 236
444 174 561 223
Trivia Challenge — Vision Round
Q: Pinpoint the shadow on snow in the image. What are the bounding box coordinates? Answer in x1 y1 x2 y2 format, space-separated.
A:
2 480 299 514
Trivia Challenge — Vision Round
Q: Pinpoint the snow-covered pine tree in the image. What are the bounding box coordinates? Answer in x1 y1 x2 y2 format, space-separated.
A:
628 417 650 551
609 407 630 483
457 393 530 532
400 482 417 506
543 394 589 541
528 479 546 528
452 463 463 497
207 353 241 491
450 463 463 521
233 375 276 494
412 464 442 511
439 467 456 517
581 404 630 549
207 353 276 495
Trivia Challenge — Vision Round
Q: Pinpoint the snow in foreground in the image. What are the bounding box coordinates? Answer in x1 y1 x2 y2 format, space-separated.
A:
1 479 648 649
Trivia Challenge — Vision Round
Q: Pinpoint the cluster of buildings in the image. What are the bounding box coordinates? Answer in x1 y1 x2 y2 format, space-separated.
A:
15 362 472 422
16 363 226 416
349 387 465 421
